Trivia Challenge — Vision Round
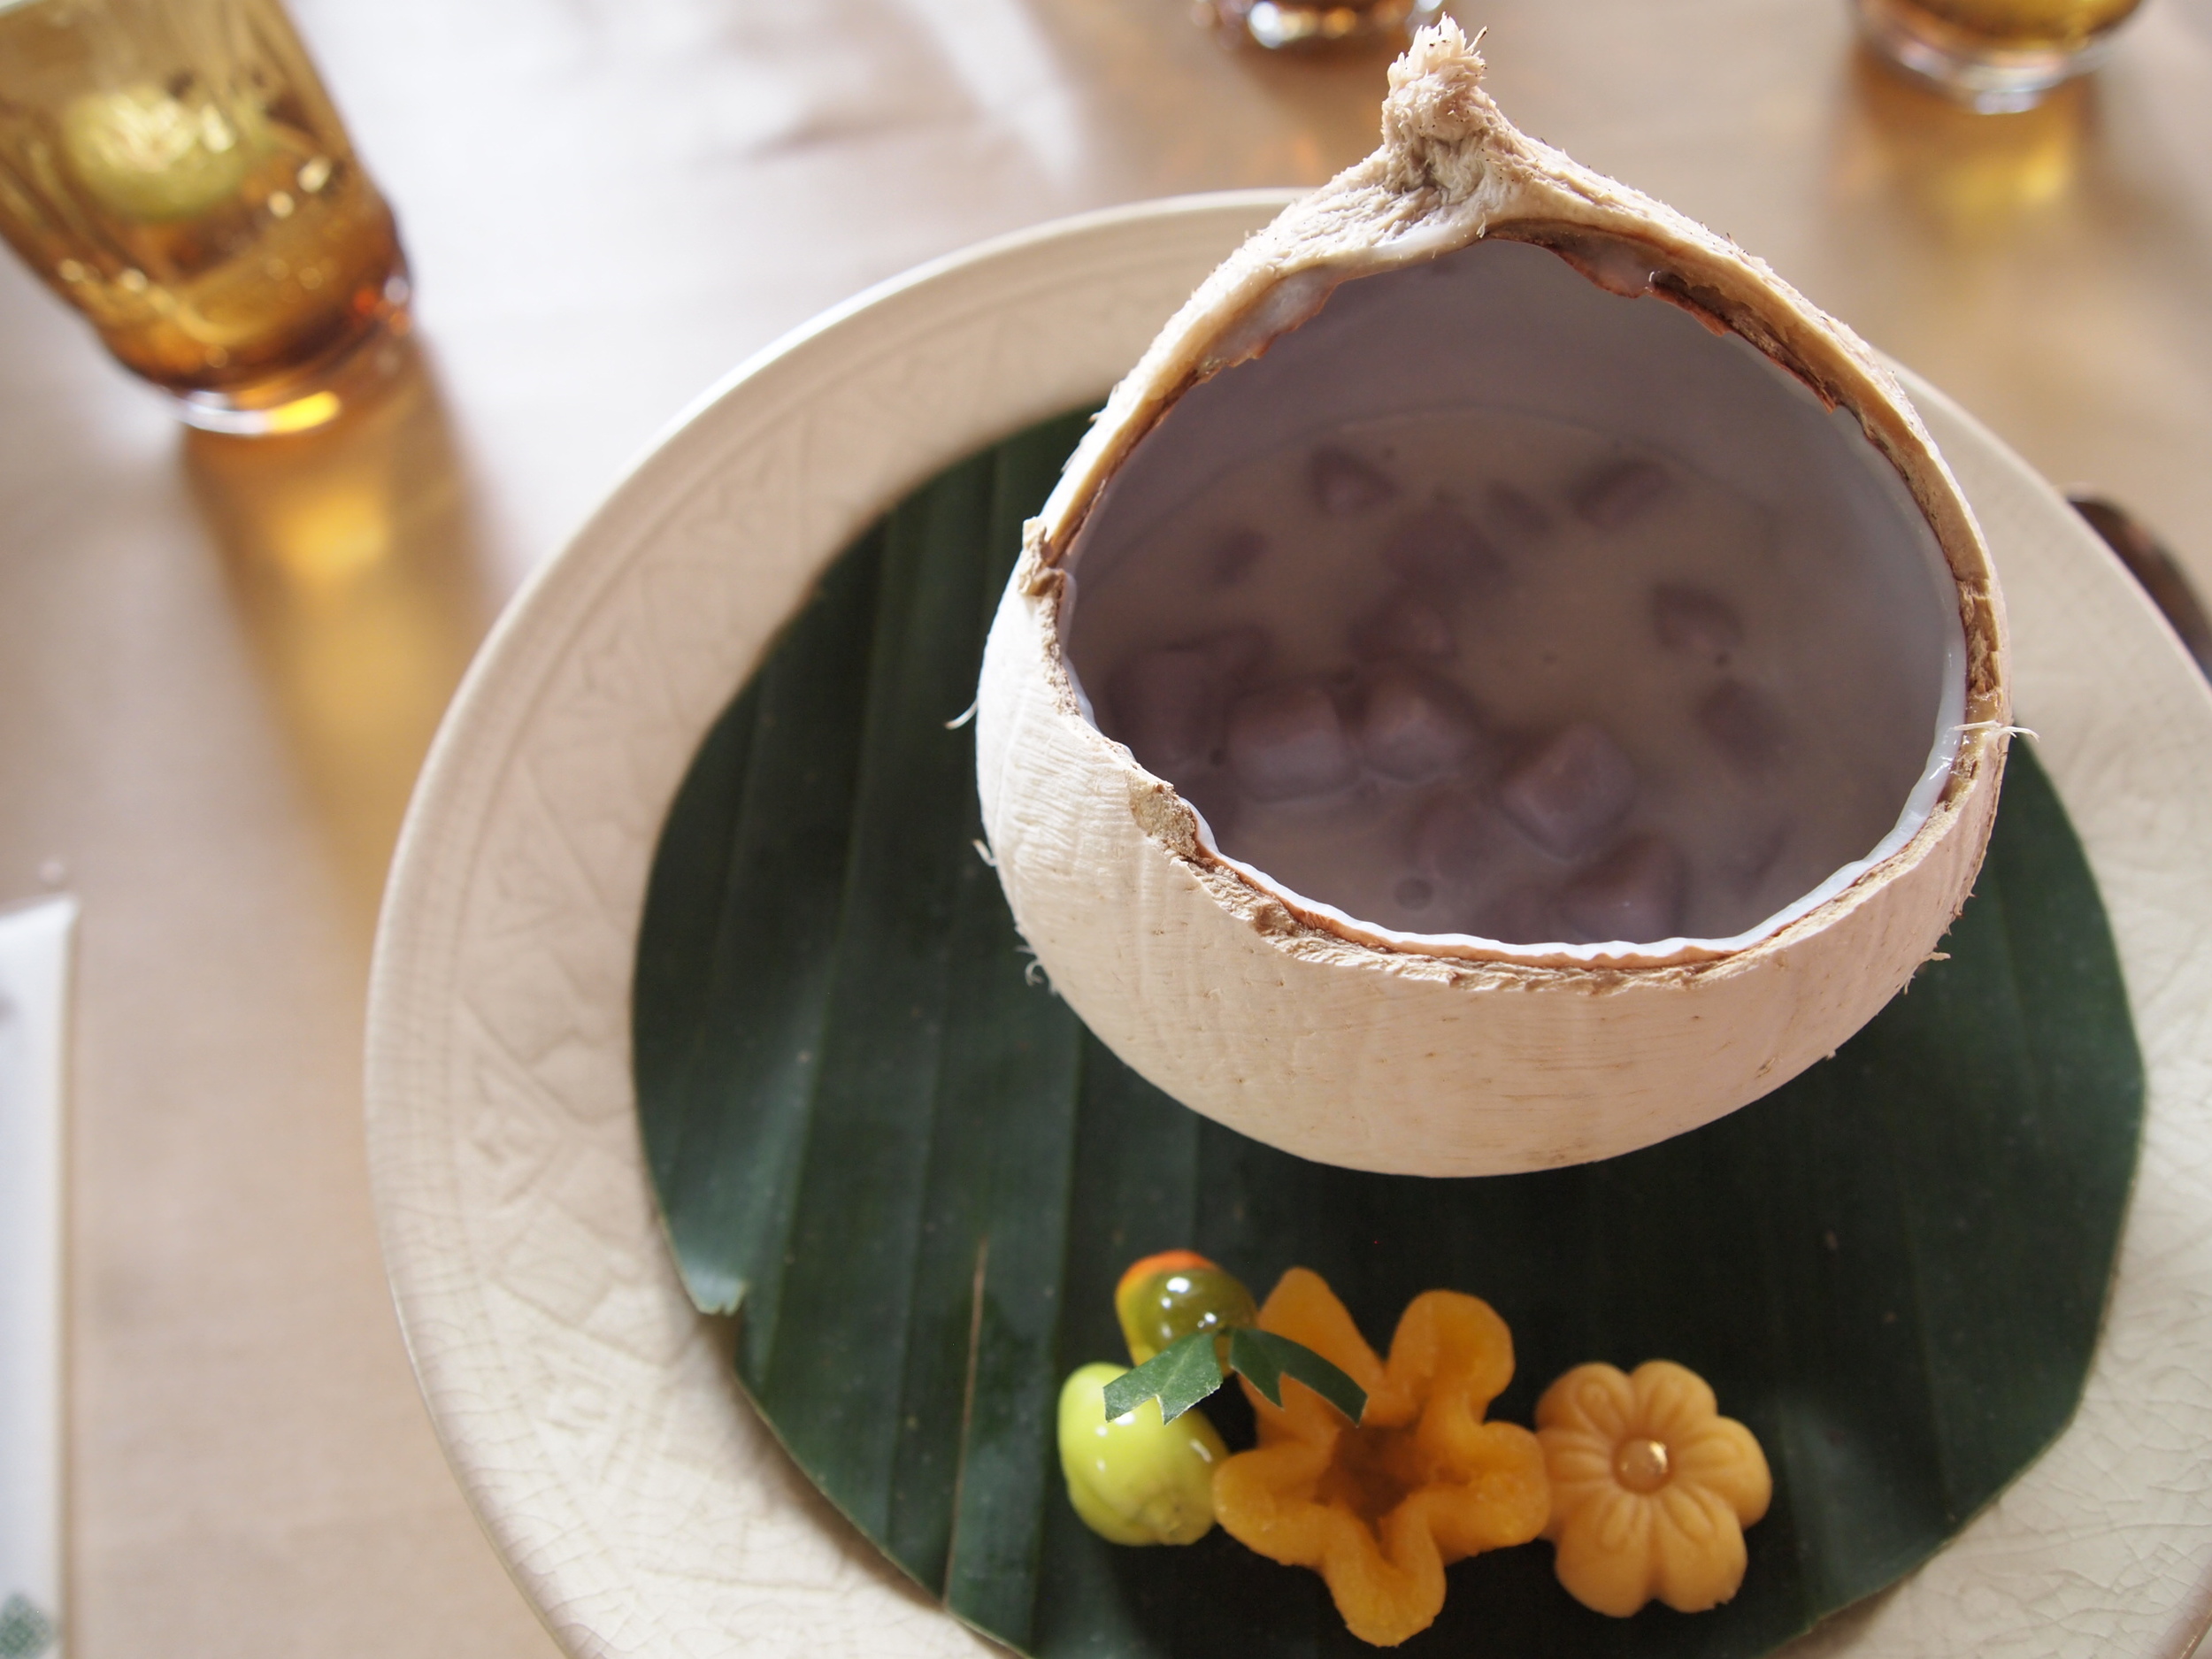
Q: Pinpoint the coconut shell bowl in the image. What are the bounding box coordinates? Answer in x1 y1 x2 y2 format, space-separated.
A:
365 36 2212 1659
980 29 2001 1178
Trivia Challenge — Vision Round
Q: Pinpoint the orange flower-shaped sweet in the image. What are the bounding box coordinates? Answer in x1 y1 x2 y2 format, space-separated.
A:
1535 1360 1771 1617
1211 1268 1549 1647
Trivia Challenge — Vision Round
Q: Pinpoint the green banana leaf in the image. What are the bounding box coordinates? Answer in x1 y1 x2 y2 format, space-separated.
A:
633 411 2143 1656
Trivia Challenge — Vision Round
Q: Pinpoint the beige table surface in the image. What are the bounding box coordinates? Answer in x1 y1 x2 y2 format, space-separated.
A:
4 1 2212 1654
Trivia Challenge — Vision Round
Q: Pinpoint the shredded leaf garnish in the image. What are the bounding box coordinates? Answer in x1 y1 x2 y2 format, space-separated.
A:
1226 1326 1368 1424
1102 1327 1366 1426
1102 1331 1223 1425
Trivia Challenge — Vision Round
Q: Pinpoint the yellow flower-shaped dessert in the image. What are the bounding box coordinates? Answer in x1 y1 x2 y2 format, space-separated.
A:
1211 1269 1549 1647
1535 1360 1771 1617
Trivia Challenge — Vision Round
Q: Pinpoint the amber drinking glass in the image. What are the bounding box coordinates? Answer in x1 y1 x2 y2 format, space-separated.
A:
1854 0 2145 110
0 0 409 433
1205 0 1445 52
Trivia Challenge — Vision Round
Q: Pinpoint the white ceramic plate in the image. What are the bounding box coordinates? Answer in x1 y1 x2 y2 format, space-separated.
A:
365 194 2212 1659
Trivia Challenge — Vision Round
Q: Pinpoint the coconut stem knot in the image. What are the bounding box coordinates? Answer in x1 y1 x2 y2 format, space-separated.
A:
1379 19 1498 204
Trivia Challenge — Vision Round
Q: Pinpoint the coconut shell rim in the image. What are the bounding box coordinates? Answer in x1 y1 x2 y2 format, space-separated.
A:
1003 27 2009 979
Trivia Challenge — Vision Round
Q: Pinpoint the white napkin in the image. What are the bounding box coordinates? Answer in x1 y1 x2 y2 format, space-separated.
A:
0 897 73 1659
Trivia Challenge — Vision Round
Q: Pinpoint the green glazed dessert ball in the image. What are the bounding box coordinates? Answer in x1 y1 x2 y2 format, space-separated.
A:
1114 1250 1259 1365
